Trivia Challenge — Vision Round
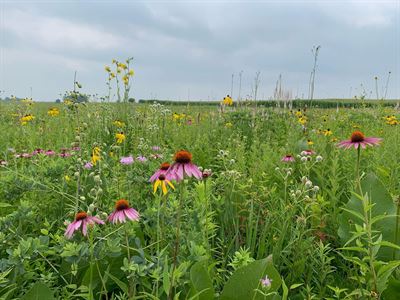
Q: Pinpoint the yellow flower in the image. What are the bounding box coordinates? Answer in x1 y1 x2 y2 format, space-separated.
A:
129 69 134 76
385 115 398 125
113 120 125 127
222 95 233 106
295 110 302 117
105 66 111 72
110 72 116 78
64 175 71 182
323 129 333 136
153 175 175 195
122 75 129 85
91 147 101 165
307 139 314 146
20 114 34 124
47 107 60 117
115 132 126 144
117 62 127 69
298 116 307 125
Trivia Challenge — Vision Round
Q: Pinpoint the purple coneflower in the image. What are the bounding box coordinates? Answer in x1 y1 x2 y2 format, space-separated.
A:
21 153 32 158
149 162 172 182
337 130 382 149
0 160 7 166
301 149 315 156
152 146 161 151
120 156 134 165
65 211 104 239
108 199 140 224
167 150 202 181
281 155 295 162
59 150 71 158
32 148 44 155
45 150 55 156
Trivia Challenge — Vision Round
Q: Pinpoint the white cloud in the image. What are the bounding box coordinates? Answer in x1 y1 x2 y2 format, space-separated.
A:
2 9 126 51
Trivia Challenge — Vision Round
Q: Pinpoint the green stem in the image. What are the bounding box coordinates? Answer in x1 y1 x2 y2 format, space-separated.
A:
169 181 185 299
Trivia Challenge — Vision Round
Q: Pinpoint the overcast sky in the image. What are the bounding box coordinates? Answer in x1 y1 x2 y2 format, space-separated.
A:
1 0 399 101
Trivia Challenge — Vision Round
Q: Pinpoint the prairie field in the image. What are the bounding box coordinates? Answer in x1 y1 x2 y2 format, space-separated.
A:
0 99 400 299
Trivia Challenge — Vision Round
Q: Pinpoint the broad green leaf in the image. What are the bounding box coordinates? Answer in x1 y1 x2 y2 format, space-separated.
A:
0 203 11 208
220 256 281 300
376 261 400 294
338 173 397 261
382 278 400 300
21 282 55 300
189 261 215 300
105 272 128 294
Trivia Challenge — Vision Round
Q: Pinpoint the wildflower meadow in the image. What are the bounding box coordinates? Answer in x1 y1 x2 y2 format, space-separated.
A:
1 76 400 300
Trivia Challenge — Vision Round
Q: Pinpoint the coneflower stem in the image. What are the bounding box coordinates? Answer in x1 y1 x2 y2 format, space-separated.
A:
88 229 94 300
169 181 185 299
125 224 134 297
356 146 361 193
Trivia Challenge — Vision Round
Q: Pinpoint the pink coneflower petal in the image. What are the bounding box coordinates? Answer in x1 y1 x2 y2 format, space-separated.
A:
184 164 193 177
82 221 88 236
176 164 184 180
150 170 162 182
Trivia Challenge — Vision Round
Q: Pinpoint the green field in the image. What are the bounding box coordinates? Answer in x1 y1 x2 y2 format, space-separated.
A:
0 100 400 299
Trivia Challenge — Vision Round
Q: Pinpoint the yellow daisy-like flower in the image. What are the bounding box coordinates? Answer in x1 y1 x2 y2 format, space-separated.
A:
222 95 233 106
122 75 129 85
115 132 126 144
129 69 134 76
20 114 34 124
91 147 101 165
153 174 175 195
47 107 60 117
105 66 111 72
307 139 314 145
298 116 307 125
323 129 333 136
295 110 302 117
385 115 398 125
117 62 127 70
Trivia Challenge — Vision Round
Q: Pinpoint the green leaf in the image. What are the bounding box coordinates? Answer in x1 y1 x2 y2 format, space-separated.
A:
0 203 11 208
382 277 400 300
163 257 171 296
338 173 397 261
105 271 128 294
189 261 215 300
376 261 400 294
220 256 281 300
21 282 55 300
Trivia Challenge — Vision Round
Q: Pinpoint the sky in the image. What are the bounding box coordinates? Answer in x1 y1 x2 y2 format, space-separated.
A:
0 0 399 101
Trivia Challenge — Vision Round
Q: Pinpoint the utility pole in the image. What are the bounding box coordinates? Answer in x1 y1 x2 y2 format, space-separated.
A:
238 70 243 103
230 73 234 98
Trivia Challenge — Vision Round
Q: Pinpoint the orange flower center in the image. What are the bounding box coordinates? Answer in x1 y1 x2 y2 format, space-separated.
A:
160 162 170 170
75 211 88 221
351 131 365 143
115 199 129 211
174 150 192 163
